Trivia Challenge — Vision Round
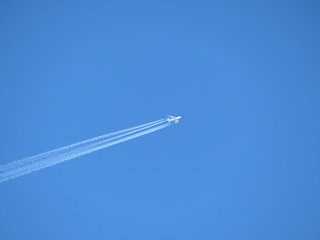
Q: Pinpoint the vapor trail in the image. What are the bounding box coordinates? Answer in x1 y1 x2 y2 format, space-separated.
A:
0 119 166 173
0 119 170 183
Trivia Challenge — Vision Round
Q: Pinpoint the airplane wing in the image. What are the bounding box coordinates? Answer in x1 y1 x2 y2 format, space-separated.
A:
167 115 174 118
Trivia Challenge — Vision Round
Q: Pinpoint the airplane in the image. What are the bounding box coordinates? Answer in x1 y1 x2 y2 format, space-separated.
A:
167 115 182 124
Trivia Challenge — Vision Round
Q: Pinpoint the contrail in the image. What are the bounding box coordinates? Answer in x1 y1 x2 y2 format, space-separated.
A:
0 119 166 173
0 119 171 183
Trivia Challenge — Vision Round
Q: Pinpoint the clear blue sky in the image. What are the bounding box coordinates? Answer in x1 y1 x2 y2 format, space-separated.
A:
1 0 320 239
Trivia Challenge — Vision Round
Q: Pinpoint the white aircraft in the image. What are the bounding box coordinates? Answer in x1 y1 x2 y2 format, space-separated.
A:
167 115 182 123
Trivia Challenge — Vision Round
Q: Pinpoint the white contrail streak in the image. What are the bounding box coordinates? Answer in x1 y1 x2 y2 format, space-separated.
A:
0 119 166 173
0 119 171 183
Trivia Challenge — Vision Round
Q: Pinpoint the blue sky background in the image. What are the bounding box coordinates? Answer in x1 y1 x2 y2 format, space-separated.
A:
1 0 320 239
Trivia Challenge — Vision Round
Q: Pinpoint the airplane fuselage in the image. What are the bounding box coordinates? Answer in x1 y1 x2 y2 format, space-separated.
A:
167 115 182 123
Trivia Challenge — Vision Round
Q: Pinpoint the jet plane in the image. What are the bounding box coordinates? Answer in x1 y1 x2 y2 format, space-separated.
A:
167 115 182 124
